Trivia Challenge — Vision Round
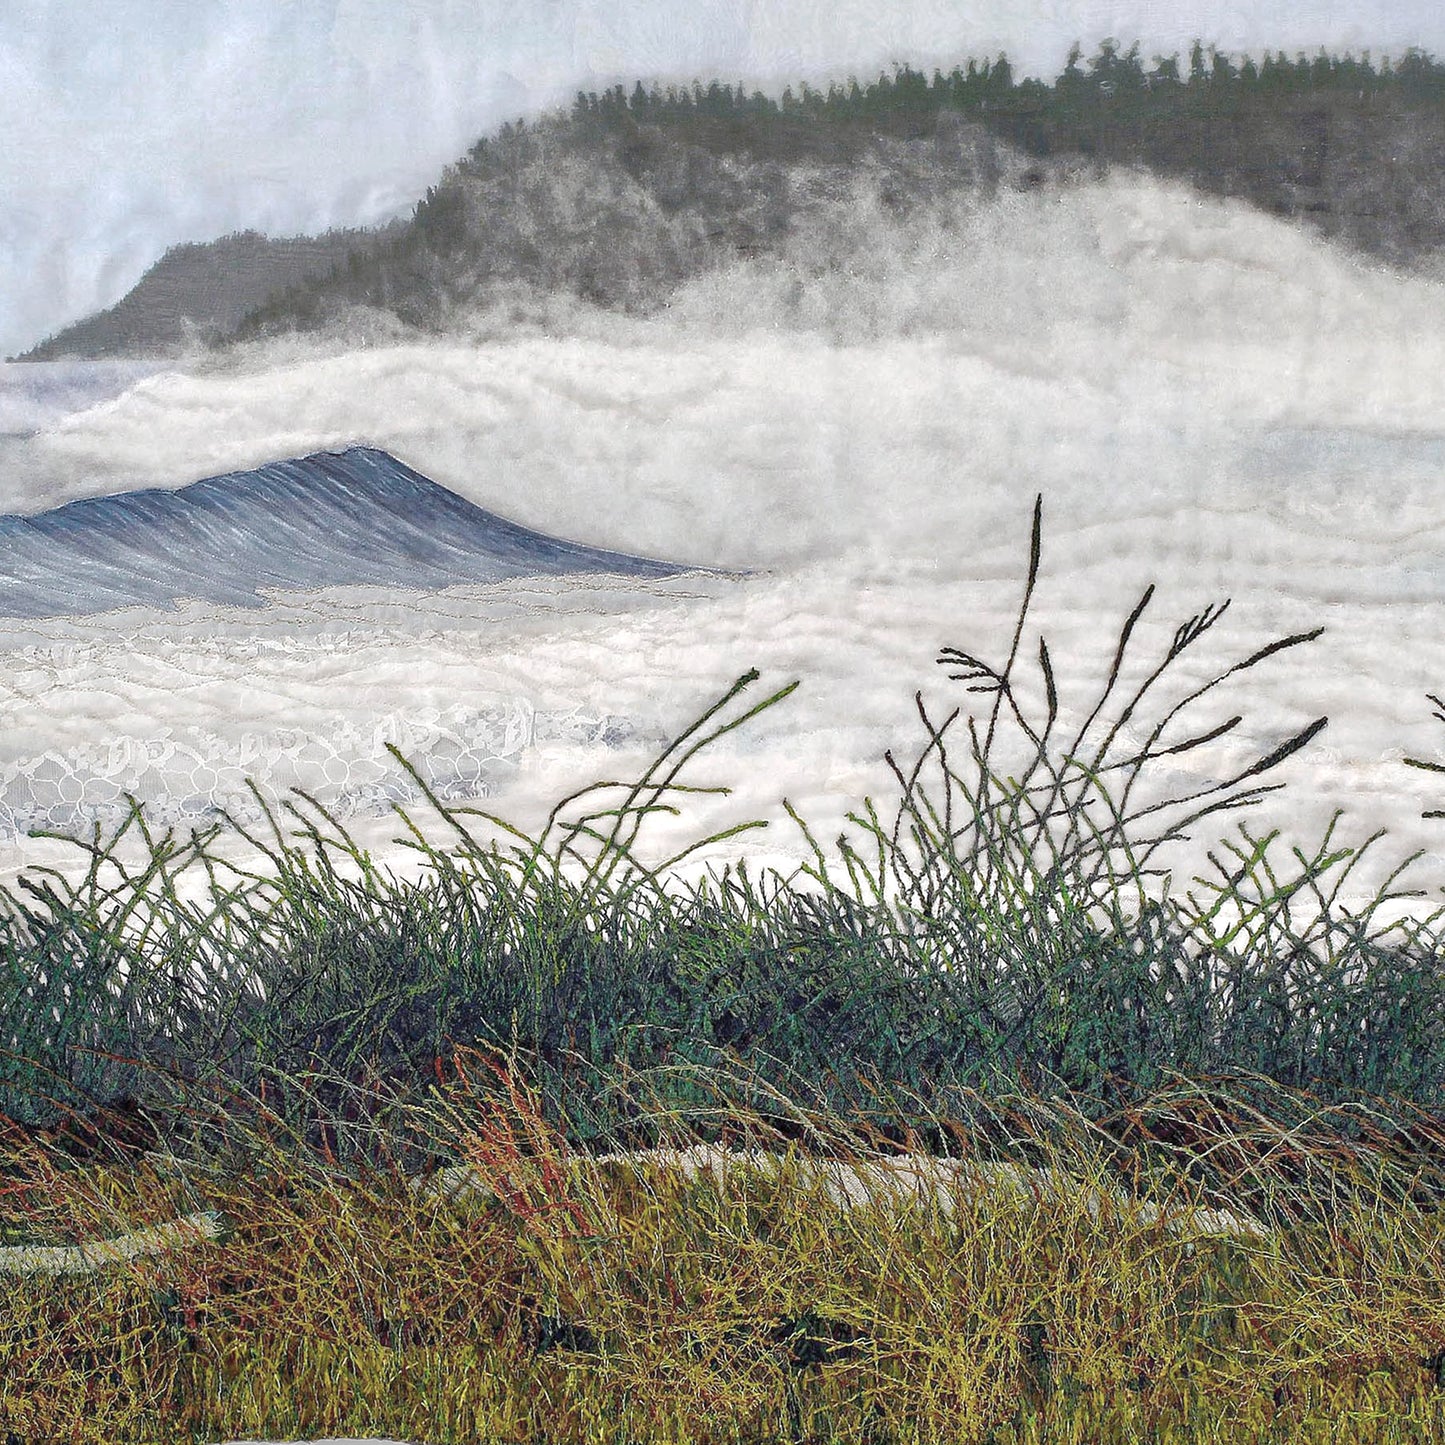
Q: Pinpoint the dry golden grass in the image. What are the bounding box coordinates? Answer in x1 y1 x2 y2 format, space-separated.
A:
1 1046 1442 1444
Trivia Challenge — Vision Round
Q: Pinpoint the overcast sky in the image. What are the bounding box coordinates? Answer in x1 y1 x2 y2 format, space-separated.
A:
4 0 1443 357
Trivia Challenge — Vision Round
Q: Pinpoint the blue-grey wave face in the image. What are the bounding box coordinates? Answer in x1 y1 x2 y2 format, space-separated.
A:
0 446 690 617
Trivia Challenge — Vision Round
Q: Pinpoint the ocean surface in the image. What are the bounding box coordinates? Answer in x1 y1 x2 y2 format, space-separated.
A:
0 174 1442 913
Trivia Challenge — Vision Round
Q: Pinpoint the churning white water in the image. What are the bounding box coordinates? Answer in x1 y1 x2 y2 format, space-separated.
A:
0 174 1442 910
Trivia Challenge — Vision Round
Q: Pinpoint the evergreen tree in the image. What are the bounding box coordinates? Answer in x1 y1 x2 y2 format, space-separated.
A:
1150 54 1181 89
1189 41 1208 87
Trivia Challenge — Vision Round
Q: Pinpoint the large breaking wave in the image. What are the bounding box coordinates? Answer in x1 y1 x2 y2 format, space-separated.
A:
0 445 691 617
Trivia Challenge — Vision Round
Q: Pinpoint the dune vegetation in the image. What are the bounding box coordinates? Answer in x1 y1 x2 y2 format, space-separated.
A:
0 497 1441 1441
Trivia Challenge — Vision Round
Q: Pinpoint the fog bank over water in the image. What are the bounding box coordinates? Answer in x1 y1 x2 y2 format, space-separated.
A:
1 174 1442 905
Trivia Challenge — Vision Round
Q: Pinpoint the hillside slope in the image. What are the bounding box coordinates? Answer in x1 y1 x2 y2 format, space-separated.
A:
230 109 1045 343
21 45 1445 358
18 226 400 361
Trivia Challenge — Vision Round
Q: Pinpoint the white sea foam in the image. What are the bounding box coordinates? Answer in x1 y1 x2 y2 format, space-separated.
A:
0 358 163 440
0 173 1441 911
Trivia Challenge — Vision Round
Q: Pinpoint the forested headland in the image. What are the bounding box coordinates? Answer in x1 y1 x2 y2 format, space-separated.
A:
21 42 1445 357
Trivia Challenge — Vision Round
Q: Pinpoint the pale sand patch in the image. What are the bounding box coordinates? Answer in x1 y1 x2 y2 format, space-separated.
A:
0 1144 1270 1279
413 1143 1275 1241
0 1208 225 1276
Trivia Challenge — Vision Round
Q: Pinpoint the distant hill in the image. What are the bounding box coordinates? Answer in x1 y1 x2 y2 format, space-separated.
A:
16 226 400 361
230 110 1051 343
0 446 693 617
19 42 1445 358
